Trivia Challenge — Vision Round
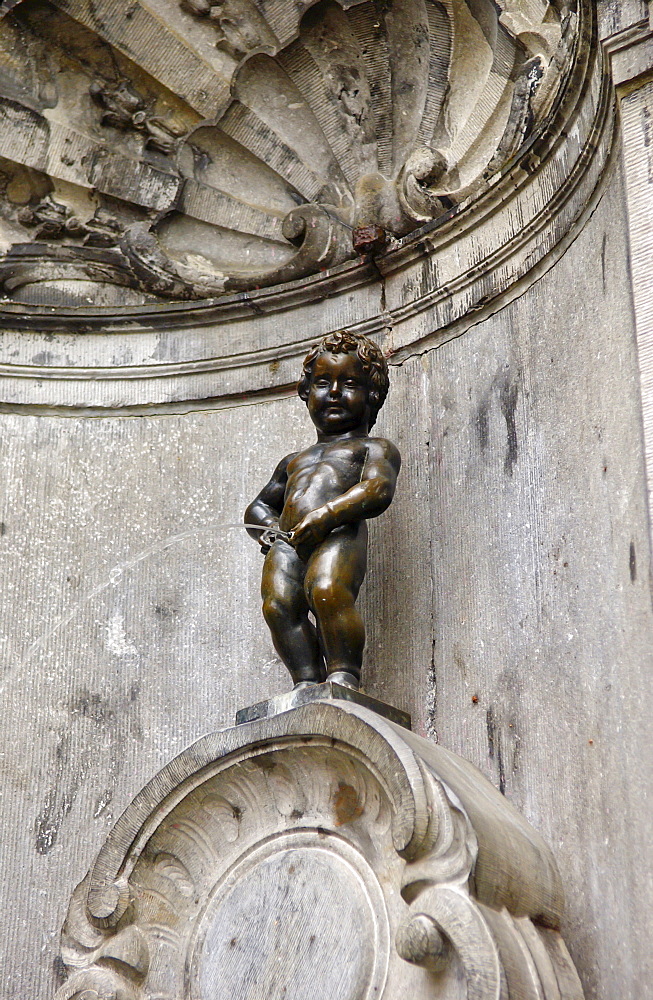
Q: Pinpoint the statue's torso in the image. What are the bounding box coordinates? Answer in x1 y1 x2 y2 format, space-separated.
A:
279 437 370 531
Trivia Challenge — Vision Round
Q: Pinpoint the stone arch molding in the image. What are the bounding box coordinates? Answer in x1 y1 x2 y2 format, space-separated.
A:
0 0 608 411
55 702 585 1000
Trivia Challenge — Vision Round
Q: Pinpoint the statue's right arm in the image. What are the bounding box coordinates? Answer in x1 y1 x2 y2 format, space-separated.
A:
244 454 293 540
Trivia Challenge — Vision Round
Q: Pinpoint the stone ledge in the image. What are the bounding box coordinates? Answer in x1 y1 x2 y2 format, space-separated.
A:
603 19 653 87
235 681 411 730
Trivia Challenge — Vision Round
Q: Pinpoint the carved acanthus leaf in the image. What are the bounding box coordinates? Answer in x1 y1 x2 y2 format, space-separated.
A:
179 0 278 59
89 81 185 156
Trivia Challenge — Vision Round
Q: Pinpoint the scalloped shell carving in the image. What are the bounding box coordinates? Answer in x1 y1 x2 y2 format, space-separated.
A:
0 0 577 303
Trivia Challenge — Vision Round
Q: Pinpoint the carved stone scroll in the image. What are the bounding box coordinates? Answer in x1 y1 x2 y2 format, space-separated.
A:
55 701 584 1000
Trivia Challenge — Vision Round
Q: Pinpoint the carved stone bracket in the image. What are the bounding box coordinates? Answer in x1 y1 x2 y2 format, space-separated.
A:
56 702 584 1000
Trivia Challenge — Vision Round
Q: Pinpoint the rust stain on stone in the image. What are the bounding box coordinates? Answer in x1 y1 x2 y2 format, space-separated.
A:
352 224 388 257
333 782 363 826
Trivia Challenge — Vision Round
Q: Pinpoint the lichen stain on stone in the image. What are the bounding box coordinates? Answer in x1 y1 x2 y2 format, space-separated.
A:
499 374 520 478
153 602 181 627
333 782 363 826
254 752 276 773
476 396 490 453
486 705 506 796
34 789 64 854
93 788 113 819
69 688 116 725
34 684 145 853
34 724 81 855
52 955 67 988
106 610 139 658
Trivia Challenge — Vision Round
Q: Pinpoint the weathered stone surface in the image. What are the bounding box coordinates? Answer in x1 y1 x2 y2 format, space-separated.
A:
55 701 583 1000
598 0 649 40
367 157 653 1000
602 16 653 533
1 2 652 999
0 0 585 302
0 147 651 1000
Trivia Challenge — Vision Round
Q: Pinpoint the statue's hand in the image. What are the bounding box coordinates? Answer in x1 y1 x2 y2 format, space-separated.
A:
258 522 281 554
289 508 332 561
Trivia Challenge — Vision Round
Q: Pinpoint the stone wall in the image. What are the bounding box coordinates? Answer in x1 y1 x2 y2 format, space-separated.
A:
2 142 652 999
2 1 653 998
372 155 653 1000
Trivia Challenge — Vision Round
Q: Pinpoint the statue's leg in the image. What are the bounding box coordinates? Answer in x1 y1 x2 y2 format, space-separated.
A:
261 539 324 684
304 523 368 684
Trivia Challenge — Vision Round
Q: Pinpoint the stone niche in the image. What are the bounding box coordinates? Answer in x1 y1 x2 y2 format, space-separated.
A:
55 701 584 1000
0 0 579 303
0 0 607 415
0 2 633 999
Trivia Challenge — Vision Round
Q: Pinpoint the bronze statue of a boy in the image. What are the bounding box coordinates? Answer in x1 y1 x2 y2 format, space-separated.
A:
245 330 401 691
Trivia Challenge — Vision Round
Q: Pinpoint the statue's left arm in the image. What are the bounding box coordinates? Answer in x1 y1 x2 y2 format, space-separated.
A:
290 440 401 556
325 439 401 524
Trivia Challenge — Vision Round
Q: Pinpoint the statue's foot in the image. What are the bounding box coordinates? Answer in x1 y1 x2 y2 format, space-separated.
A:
293 679 319 691
328 670 360 691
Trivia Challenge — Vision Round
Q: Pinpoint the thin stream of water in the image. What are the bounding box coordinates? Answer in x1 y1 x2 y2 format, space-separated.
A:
226 523 292 542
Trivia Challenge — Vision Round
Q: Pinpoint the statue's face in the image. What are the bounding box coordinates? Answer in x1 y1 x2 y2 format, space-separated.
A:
307 351 371 434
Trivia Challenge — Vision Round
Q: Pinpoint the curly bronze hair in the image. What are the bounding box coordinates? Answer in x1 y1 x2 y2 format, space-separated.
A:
297 330 390 429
